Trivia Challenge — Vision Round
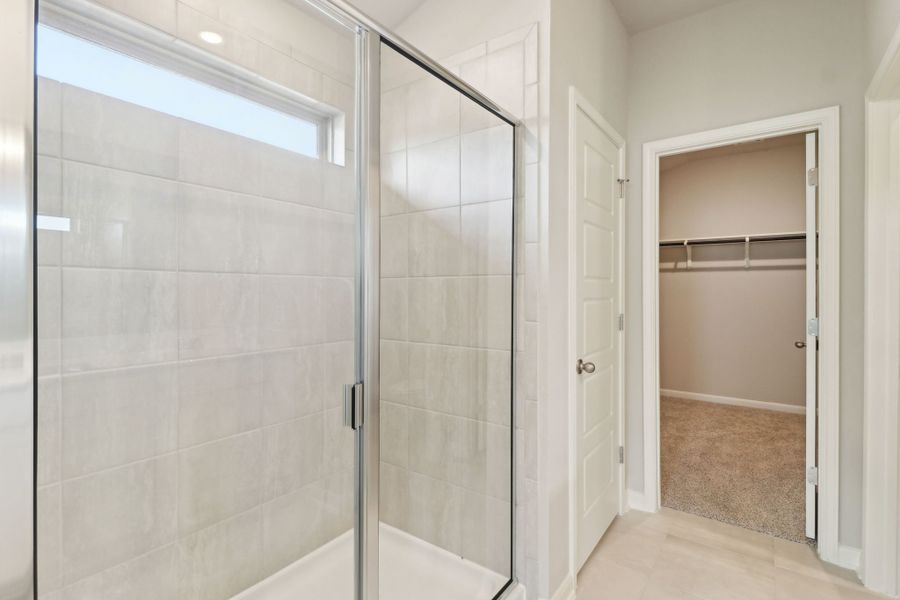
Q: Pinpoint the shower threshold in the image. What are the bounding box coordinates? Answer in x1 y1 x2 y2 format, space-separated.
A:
234 523 518 600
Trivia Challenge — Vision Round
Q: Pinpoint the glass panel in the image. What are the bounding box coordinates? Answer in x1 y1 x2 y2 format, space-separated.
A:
34 1 358 598
379 42 515 600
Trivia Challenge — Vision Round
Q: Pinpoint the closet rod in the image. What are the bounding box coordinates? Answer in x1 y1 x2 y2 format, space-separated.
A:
658 231 807 248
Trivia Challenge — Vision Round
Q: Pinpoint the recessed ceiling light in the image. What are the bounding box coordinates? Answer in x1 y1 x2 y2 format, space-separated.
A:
199 31 224 45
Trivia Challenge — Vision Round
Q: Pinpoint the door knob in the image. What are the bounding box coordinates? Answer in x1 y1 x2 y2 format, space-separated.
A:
576 359 595 374
794 341 806 349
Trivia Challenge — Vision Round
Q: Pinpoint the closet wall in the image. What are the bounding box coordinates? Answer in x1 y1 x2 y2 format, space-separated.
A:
659 135 807 409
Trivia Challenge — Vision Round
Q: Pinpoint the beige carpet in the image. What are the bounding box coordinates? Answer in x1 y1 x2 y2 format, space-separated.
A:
660 396 808 543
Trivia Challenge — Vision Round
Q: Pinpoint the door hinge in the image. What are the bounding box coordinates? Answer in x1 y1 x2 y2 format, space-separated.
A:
343 382 364 430
807 466 818 486
618 313 624 331
618 446 624 464
616 178 630 199
807 167 818 187
807 318 819 337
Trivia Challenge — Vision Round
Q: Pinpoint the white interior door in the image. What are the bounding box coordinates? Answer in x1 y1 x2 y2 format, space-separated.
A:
574 105 622 570
805 131 819 540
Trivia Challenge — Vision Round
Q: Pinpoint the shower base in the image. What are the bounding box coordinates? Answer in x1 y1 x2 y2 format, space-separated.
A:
235 523 521 600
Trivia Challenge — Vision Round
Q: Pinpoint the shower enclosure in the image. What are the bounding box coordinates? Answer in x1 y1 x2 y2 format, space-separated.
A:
0 0 518 599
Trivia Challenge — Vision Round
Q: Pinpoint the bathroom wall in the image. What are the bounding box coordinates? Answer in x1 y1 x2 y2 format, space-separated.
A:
659 137 807 409
35 1 358 598
377 26 537 576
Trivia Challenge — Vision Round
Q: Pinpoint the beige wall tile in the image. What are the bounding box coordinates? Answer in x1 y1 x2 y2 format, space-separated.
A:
258 275 322 349
407 138 460 211
320 277 355 343
37 377 61 487
177 509 263 600
37 267 60 377
261 484 328 576
37 78 61 157
62 365 177 477
63 162 179 270
407 472 462 555
62 545 177 600
62 269 178 371
380 462 409 531
260 347 324 426
178 272 259 359
319 209 355 277
381 151 408 215
178 185 259 273
408 277 460 345
406 76 460 149
257 199 320 276
37 485 62 594
408 207 461 276
461 125 514 205
62 457 177 583
461 199 513 276
178 354 262 447
457 275 513 351
62 86 178 178
37 156 62 266
381 401 409 468
381 214 409 277
178 432 262 534
380 87 407 153
380 340 409 403
262 415 323 500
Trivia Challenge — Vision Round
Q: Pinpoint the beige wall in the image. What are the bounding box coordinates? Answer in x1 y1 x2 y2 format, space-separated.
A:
659 139 806 408
625 0 868 548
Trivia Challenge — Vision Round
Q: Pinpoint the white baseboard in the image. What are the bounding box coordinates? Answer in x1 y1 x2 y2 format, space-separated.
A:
627 489 656 513
547 573 575 600
661 389 806 414
835 545 861 573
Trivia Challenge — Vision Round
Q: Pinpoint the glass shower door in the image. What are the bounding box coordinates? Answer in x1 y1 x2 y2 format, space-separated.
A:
378 42 516 600
34 1 360 598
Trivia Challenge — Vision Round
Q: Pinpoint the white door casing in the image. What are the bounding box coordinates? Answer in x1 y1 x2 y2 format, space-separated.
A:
805 131 818 540
641 107 841 565
572 92 624 571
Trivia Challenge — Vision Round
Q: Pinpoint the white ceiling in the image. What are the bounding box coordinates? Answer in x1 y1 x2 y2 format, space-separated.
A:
346 0 426 28
610 0 741 33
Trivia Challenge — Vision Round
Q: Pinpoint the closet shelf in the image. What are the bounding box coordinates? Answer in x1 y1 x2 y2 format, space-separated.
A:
659 231 806 248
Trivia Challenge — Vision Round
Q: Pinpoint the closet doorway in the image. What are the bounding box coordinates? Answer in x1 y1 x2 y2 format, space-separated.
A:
639 108 841 559
658 132 815 543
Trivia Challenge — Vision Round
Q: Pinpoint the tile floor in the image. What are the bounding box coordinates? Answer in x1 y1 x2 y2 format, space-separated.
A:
576 508 888 600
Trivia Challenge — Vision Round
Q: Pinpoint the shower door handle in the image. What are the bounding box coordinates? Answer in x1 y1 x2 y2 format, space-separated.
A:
576 359 595 375
343 382 364 430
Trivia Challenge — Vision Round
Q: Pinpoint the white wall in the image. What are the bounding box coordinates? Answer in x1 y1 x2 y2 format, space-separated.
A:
545 0 628 595
625 0 868 548
659 140 807 409
865 0 900 80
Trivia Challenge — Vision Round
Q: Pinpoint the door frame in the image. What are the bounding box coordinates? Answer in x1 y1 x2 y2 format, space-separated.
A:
639 107 842 564
567 86 627 573
862 19 900 596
